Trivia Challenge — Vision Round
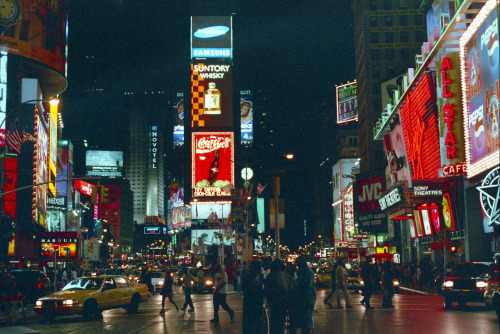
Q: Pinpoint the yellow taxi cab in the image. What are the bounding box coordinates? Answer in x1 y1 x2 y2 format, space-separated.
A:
34 275 149 321
315 267 334 287
192 268 214 293
347 270 364 293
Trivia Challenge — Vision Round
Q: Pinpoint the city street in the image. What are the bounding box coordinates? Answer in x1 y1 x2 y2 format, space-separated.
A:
2 286 498 334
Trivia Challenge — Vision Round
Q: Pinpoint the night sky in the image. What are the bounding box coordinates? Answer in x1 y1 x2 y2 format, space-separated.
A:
62 0 356 250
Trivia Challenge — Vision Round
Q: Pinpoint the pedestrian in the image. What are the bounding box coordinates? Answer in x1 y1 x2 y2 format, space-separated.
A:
323 260 339 308
159 271 179 315
331 258 353 309
210 264 235 324
242 261 264 334
265 259 292 334
360 256 375 309
71 267 78 281
62 268 68 285
180 268 195 312
381 261 395 308
234 261 241 292
289 256 316 334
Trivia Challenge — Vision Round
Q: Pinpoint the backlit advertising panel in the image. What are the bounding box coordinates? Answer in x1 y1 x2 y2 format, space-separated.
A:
169 180 184 209
35 114 48 222
173 93 185 146
172 206 185 229
442 193 456 231
56 143 70 197
191 16 232 59
192 132 234 198
0 51 7 148
191 63 233 128
437 53 465 167
191 229 234 246
48 102 58 196
383 112 412 187
461 5 499 178
3 157 18 219
400 73 441 179
413 209 424 237
240 90 253 144
73 180 93 197
418 204 433 236
0 0 68 75
86 150 123 177
354 172 387 233
332 158 358 203
336 81 358 124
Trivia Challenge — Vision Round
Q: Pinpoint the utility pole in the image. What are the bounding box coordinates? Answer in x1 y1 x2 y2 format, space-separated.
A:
274 177 280 260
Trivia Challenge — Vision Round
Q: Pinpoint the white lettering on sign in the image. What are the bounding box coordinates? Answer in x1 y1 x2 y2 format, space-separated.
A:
149 128 158 169
413 185 442 196
196 136 231 154
379 188 401 210
359 183 383 202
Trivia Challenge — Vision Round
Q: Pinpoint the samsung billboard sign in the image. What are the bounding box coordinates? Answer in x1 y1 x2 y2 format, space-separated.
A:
191 16 232 59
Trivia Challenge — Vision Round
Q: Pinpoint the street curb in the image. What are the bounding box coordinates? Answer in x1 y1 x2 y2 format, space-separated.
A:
400 286 440 296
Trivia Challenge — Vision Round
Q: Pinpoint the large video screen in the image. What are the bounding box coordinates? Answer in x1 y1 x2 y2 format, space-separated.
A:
462 7 499 177
191 16 232 59
191 63 233 128
336 81 358 124
192 132 234 198
86 150 123 177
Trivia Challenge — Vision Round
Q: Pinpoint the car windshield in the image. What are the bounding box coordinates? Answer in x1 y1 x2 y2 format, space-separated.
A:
347 271 360 278
104 268 125 275
454 263 490 278
151 272 164 278
319 269 332 275
62 278 103 290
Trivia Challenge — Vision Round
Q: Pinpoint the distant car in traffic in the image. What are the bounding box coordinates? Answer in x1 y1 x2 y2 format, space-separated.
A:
315 267 333 287
150 271 165 293
103 268 126 276
442 262 492 309
484 274 499 320
192 268 214 293
347 270 364 293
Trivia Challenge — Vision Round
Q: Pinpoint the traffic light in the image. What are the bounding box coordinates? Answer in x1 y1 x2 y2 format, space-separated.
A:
100 186 109 203
91 186 98 204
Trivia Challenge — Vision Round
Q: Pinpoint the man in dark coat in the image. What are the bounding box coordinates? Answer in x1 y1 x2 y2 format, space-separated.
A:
361 256 375 309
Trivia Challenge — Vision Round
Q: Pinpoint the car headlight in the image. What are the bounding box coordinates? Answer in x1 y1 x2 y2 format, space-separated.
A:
393 280 400 286
443 280 454 288
360 280 364 285
160 280 165 286
206 280 213 285
35 300 43 307
62 299 78 305
191 280 194 285
476 281 487 288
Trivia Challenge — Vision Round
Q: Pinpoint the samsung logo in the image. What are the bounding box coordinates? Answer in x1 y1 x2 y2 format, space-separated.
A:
194 26 229 38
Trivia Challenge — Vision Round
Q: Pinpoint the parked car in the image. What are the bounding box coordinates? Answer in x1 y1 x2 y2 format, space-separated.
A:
11 269 52 303
442 262 492 309
347 270 364 293
484 274 500 320
34 275 149 322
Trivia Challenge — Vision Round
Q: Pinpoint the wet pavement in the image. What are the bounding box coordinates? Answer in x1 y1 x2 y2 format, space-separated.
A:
0 286 498 333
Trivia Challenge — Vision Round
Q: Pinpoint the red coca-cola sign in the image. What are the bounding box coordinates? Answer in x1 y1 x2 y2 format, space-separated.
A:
192 132 234 198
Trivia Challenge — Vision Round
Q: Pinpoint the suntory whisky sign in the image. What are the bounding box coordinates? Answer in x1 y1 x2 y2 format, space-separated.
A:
191 16 232 59
192 132 235 198
191 62 233 128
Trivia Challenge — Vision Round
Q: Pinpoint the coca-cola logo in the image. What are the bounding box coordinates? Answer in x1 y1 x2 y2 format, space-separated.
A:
196 136 231 154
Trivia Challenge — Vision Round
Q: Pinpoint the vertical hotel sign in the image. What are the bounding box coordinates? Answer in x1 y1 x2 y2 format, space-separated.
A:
192 132 234 197
191 16 232 59
149 126 158 169
461 3 499 178
437 53 465 168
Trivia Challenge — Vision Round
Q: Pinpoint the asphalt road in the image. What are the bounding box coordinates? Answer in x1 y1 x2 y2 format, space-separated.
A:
1 286 498 334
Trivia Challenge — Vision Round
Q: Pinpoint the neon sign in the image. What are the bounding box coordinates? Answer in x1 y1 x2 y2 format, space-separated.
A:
441 56 458 159
443 162 468 176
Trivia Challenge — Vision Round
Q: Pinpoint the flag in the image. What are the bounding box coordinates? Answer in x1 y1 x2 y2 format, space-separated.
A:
22 131 36 143
240 185 253 205
256 182 267 195
6 130 23 154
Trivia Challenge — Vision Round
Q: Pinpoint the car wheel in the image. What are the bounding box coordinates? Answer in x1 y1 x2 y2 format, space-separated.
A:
444 296 453 310
127 294 140 314
82 299 99 320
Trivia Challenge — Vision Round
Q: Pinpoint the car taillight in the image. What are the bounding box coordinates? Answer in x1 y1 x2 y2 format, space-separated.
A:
37 279 43 289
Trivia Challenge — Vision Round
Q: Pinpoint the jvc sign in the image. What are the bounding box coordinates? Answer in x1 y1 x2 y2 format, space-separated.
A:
354 173 387 233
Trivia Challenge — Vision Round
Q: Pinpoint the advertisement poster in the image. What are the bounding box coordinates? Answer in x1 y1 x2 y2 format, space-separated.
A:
86 150 123 177
383 112 412 187
36 115 48 220
192 132 234 197
191 16 232 59
240 90 253 144
463 8 499 176
336 81 358 124
191 63 233 128
173 93 185 146
3 157 18 219
56 147 69 196
354 172 387 233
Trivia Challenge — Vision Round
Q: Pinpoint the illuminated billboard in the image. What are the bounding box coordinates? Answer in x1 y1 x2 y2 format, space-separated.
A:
461 4 499 178
192 132 234 198
354 172 387 233
35 114 48 227
173 93 185 146
336 81 358 124
191 16 232 59
383 112 412 187
191 63 233 128
0 51 7 148
3 157 18 219
0 0 68 76
86 150 123 177
400 73 441 179
240 90 253 144
48 102 58 196
56 141 71 197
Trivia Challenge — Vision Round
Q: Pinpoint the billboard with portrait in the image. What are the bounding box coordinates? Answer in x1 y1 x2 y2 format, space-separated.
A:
0 0 68 76
173 93 185 146
86 150 123 177
191 63 233 128
336 81 357 124
240 90 253 144
383 112 412 187
192 132 234 198
461 6 499 178
191 16 232 59
191 229 234 246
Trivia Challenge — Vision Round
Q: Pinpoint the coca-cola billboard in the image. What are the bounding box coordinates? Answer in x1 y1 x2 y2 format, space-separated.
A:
192 132 234 198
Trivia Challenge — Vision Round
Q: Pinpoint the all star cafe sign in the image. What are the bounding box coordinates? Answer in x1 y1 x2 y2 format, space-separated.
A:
477 166 500 226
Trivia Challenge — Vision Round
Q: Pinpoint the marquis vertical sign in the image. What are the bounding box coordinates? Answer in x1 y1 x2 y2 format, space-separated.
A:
192 132 234 198
149 126 158 169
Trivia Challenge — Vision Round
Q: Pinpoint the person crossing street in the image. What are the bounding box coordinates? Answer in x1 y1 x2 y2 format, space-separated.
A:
210 264 235 324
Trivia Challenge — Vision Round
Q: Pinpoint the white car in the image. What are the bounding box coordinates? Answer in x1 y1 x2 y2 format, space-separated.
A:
150 271 165 294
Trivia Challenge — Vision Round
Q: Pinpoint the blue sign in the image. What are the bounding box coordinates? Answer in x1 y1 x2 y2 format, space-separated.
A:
194 26 229 38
